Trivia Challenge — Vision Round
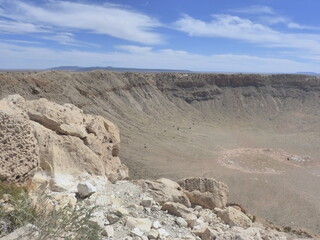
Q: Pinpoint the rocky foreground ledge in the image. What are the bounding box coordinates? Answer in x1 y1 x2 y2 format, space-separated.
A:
0 95 316 240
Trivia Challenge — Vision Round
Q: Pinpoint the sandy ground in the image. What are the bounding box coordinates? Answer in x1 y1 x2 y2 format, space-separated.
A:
120 118 320 235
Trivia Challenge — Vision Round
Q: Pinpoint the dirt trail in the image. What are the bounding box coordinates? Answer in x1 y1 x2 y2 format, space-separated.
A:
1 71 320 234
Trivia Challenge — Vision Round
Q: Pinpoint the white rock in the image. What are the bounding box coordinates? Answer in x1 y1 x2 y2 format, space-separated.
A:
157 228 170 238
77 182 96 198
101 225 114 237
175 217 188 227
111 197 123 207
202 228 219 240
126 217 152 233
217 207 252 228
107 213 121 224
131 227 144 237
152 220 162 229
122 237 133 240
162 202 197 227
151 205 160 211
111 206 129 217
141 197 154 208
147 229 159 239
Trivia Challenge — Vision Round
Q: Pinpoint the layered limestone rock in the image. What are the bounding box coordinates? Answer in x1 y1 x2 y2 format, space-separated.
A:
137 178 191 207
0 95 128 188
178 178 229 209
216 206 252 228
0 95 39 182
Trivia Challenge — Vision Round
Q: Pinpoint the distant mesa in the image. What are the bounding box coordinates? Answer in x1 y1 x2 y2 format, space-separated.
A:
296 72 320 76
49 66 192 73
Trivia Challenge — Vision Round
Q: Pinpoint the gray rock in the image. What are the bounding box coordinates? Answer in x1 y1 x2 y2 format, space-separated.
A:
137 178 191 207
141 197 154 208
77 182 96 198
162 202 197 227
131 227 144 237
178 178 229 209
147 229 159 239
101 225 114 237
202 228 219 240
107 213 121 224
152 220 162 229
126 217 152 233
216 207 252 228
175 217 188 227
157 228 170 238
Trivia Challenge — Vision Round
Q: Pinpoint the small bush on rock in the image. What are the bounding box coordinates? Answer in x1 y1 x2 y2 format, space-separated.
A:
0 182 100 240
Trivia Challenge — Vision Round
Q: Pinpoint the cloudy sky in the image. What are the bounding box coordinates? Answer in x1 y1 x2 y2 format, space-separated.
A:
0 0 320 72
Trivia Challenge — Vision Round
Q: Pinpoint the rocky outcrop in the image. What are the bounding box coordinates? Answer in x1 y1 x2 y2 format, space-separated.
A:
1 176 313 239
216 206 252 228
0 95 128 188
0 95 39 182
137 178 191 207
178 178 229 209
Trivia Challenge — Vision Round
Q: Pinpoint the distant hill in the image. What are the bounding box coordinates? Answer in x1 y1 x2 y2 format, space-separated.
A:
296 72 320 76
49 66 192 73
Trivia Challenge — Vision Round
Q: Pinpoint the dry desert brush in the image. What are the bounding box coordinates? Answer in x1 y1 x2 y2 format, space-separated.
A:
0 182 101 239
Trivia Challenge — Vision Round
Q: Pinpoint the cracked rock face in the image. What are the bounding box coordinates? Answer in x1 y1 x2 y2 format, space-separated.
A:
0 95 39 182
0 95 128 186
178 178 229 209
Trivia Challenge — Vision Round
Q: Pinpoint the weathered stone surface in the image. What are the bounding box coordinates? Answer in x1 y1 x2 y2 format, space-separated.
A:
162 202 197 227
0 95 128 188
107 213 121 224
175 217 188 227
131 227 144 237
137 178 191 207
202 227 219 240
147 229 159 239
77 182 96 198
216 207 252 228
157 228 170 238
0 95 39 183
125 217 152 233
178 178 229 209
140 197 153 208
101 225 114 237
152 220 162 229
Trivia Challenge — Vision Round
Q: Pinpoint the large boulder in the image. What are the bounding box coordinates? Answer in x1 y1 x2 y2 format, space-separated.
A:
0 95 128 188
178 178 229 209
216 207 252 228
0 95 39 182
162 202 197 227
137 178 191 207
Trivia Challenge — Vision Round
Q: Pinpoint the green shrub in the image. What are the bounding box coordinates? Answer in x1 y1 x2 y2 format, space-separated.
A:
0 182 101 240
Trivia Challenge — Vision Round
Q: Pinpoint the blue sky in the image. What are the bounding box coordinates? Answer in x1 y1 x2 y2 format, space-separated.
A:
0 0 320 72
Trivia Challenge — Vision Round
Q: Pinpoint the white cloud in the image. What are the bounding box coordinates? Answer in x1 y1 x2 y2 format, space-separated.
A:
174 14 320 54
40 32 99 47
115 45 153 54
0 42 319 73
261 16 320 30
0 0 163 44
42 33 75 44
0 39 43 45
0 19 47 33
230 6 274 15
